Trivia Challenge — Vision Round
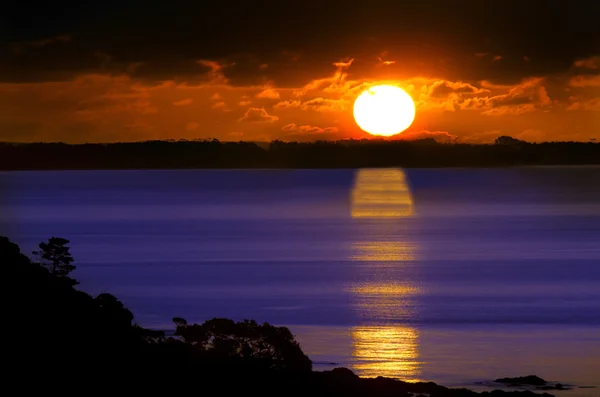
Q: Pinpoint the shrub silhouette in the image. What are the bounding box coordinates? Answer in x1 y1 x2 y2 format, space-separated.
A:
173 317 312 372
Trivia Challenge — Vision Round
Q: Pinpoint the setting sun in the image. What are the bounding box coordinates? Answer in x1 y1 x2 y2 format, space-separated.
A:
353 85 416 137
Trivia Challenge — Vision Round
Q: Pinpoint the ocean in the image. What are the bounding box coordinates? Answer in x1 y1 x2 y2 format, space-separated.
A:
2 167 599 395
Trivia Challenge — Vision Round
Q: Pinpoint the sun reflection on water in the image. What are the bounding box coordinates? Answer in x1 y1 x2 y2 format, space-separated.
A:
351 326 421 380
350 168 414 218
348 168 423 382
351 241 418 262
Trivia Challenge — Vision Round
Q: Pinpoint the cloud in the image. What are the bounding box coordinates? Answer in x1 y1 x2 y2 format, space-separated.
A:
295 58 355 96
10 34 71 54
377 52 396 66
481 104 537 116
275 97 347 112
256 86 280 99
395 130 458 143
574 56 600 70
238 107 278 123
427 81 489 98
1 45 599 144
281 123 338 134
212 101 229 110
173 98 193 106
274 100 301 109
456 78 552 115
300 97 347 112
567 97 600 111
197 60 229 85
412 77 551 116
569 75 600 87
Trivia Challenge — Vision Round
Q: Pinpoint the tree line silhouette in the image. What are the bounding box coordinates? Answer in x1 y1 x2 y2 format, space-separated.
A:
1 137 599 170
4 235 560 395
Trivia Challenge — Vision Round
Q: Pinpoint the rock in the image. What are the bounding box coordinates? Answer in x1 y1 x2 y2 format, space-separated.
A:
330 367 359 382
495 375 547 386
536 383 571 391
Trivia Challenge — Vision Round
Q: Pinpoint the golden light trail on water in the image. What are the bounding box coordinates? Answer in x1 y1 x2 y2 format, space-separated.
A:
347 168 423 381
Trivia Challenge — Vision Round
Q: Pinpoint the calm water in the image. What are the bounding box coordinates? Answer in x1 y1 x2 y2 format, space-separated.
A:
2 168 599 395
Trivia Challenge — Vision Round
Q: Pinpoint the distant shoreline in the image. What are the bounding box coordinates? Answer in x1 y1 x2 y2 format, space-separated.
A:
3 164 600 172
1 138 599 170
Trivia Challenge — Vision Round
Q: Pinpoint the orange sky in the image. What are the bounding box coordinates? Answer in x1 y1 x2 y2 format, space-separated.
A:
1 2 599 143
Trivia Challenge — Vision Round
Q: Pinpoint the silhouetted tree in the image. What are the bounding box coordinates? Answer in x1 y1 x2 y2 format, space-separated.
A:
494 135 527 145
33 237 76 278
96 292 134 327
173 317 312 372
133 325 166 344
2 138 600 169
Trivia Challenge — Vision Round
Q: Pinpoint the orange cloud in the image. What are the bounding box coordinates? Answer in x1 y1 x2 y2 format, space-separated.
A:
481 104 537 116
256 86 280 99
377 55 396 66
567 97 600 111
197 60 229 85
238 107 278 123
211 101 229 111
296 58 355 96
426 81 489 98
274 100 301 109
1 52 599 144
569 75 600 87
395 130 458 143
173 98 193 106
300 97 347 112
281 123 338 134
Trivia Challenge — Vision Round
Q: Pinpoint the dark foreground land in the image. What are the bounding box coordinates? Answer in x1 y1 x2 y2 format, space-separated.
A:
4 235 571 395
1 137 600 170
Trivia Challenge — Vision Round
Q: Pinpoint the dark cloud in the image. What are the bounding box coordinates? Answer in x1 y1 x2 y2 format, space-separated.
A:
2 0 599 84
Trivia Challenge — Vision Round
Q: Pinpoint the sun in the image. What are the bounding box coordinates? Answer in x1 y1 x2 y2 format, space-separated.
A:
353 85 416 137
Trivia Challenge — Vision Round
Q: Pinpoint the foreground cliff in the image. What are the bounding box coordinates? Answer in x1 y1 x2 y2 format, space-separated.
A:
4 235 559 396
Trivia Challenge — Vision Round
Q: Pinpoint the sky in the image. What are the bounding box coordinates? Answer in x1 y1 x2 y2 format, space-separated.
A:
1 0 599 143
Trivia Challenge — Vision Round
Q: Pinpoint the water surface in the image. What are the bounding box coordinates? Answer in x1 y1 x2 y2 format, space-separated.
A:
2 167 599 395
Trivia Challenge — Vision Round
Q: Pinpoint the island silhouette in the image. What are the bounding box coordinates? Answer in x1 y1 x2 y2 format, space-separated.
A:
1 137 599 170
